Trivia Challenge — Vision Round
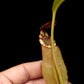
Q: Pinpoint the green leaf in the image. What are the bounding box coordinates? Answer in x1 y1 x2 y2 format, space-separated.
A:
52 0 64 13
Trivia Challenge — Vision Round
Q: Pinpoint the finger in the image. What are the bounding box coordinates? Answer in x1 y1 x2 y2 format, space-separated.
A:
0 73 12 84
0 60 42 84
25 78 47 84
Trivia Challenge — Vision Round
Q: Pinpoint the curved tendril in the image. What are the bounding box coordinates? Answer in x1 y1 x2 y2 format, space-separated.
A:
51 0 65 84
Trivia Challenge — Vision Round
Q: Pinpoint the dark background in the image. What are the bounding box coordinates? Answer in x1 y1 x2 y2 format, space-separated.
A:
0 0 78 84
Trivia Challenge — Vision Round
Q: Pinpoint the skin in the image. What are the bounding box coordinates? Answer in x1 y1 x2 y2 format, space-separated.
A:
0 61 46 84
0 60 71 84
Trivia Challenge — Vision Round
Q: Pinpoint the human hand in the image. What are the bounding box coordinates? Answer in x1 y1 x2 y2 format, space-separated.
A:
0 61 46 84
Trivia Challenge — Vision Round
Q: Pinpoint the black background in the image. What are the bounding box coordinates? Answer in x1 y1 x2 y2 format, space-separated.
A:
0 0 78 84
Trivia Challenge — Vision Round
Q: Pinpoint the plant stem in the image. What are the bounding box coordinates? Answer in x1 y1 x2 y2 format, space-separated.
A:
51 10 59 84
51 10 64 84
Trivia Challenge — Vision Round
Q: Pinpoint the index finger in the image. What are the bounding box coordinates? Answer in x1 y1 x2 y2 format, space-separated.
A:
0 60 42 84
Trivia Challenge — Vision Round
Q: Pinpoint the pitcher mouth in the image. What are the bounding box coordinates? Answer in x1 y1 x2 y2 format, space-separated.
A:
39 30 56 48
